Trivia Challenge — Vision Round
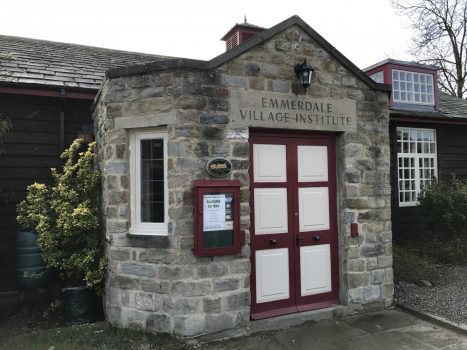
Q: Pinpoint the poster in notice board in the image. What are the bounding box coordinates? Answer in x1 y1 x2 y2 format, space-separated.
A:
202 193 234 248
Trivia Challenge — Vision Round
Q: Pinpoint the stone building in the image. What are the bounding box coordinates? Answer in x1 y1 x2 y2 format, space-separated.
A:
93 15 393 336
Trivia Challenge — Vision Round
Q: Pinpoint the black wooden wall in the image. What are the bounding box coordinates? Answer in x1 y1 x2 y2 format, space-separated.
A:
390 121 467 242
0 93 93 292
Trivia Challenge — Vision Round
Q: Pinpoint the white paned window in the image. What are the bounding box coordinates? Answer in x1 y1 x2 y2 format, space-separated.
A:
392 70 434 105
129 129 168 235
397 127 437 206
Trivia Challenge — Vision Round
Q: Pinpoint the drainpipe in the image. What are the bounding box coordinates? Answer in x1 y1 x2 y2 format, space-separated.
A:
60 89 65 151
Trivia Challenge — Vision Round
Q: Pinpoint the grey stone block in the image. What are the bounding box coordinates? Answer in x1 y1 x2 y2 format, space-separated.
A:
347 259 365 272
370 269 385 284
146 313 171 333
164 297 200 315
159 265 193 279
214 278 240 292
106 220 127 234
347 272 370 289
272 80 290 93
106 306 123 326
244 63 260 76
227 128 248 140
109 248 130 261
232 143 249 157
203 296 222 313
377 255 393 268
348 287 363 304
122 308 146 329
193 141 209 157
196 264 228 279
363 285 381 302
120 263 156 278
221 75 247 88
231 159 249 170
107 287 120 307
173 315 206 336
135 292 161 312
201 126 226 140
225 291 250 310
209 99 229 111
361 244 384 257
205 313 235 334
175 95 206 110
199 114 229 124
141 280 170 294
107 161 128 175
230 259 250 274
138 249 173 264
109 275 139 290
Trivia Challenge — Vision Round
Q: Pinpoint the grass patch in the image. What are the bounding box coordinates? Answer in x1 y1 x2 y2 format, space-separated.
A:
393 244 441 284
0 313 189 350
394 238 467 284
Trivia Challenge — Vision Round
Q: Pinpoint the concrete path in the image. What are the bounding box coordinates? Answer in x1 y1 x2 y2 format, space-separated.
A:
203 310 467 349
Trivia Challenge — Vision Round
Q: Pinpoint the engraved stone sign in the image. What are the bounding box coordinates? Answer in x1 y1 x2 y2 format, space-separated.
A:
229 90 357 132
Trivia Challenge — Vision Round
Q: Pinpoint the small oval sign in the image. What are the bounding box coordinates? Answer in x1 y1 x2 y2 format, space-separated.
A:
206 158 232 178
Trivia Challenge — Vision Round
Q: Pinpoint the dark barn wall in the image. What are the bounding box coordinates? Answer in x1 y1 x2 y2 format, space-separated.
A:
0 93 93 292
390 121 467 242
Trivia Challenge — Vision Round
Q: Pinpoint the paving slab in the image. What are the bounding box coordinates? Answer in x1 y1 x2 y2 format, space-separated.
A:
341 310 416 333
273 320 368 350
203 310 467 350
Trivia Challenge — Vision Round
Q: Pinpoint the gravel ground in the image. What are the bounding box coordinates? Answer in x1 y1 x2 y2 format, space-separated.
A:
395 264 467 325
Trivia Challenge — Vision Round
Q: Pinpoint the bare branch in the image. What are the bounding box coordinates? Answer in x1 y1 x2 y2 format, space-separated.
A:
393 0 467 98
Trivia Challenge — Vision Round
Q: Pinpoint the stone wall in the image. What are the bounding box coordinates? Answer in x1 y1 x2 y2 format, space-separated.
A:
93 24 392 337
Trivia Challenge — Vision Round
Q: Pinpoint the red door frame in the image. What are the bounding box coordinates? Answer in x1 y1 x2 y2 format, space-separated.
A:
249 130 339 320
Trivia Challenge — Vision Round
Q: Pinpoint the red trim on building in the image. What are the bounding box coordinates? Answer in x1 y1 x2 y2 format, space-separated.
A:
390 116 467 125
366 62 439 109
0 86 96 100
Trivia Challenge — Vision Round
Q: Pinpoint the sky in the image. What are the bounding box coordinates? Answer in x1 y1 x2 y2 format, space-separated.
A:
0 0 414 69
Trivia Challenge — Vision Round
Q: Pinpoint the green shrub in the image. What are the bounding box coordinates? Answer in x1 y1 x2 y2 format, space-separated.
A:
17 139 106 292
418 176 467 240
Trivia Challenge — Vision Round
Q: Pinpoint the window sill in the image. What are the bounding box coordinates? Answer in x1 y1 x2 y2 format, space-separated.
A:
129 227 168 237
125 232 170 249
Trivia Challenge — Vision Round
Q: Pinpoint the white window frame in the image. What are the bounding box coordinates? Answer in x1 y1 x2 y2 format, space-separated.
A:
396 127 437 207
129 128 168 236
392 69 434 106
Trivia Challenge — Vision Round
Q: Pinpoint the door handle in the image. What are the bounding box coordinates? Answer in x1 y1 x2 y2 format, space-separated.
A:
313 235 321 241
269 239 277 244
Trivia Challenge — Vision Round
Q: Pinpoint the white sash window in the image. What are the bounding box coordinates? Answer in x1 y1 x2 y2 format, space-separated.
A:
397 127 437 206
129 129 168 235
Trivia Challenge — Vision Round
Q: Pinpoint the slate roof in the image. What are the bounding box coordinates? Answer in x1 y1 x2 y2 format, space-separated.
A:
0 35 168 90
108 16 391 93
439 92 467 119
391 92 467 121
363 58 439 72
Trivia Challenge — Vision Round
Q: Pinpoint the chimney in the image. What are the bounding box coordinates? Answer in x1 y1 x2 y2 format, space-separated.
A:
221 16 265 51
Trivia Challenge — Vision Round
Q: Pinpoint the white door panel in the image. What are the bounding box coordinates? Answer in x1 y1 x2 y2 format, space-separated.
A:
254 188 288 235
253 144 287 182
256 248 290 303
299 187 330 232
300 244 332 296
297 146 328 182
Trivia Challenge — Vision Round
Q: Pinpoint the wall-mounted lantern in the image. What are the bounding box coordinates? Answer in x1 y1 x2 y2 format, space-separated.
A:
294 59 314 93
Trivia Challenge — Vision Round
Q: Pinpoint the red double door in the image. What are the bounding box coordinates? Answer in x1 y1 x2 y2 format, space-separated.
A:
249 132 339 319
